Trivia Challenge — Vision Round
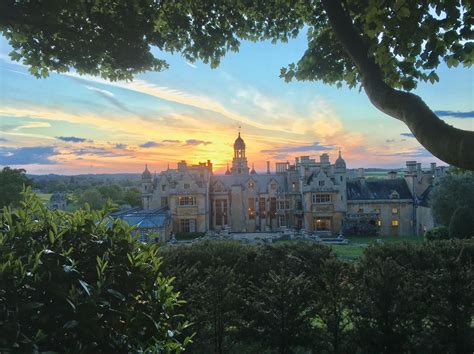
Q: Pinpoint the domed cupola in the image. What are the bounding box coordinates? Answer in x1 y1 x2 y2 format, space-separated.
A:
234 132 246 151
142 164 152 180
335 151 346 169
230 131 249 175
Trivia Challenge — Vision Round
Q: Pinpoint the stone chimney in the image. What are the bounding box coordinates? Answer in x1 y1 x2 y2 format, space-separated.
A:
416 162 422 174
320 153 330 168
430 162 436 172
406 161 417 175
358 168 365 178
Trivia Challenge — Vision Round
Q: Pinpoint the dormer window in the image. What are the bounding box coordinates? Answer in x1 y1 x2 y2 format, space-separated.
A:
184 183 190 189
161 185 166 192
390 190 400 199
319 180 325 187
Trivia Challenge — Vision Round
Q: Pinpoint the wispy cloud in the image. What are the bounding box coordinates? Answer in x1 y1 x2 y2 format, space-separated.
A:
185 139 212 146
185 61 197 69
56 136 90 143
0 146 58 165
162 139 181 143
378 147 433 158
115 143 128 149
400 133 414 138
1 121 51 131
435 110 474 119
261 142 334 154
69 146 129 157
140 141 161 148
85 85 114 98
66 74 291 133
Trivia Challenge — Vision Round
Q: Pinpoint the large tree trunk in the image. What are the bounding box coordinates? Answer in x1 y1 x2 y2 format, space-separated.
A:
321 0 474 171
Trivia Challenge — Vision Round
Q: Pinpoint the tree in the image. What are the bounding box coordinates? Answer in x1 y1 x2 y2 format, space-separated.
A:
246 270 314 354
1 1 473 168
449 206 474 239
124 187 142 207
0 188 190 352
78 187 105 210
98 184 123 202
311 257 353 354
0 167 32 207
430 173 474 225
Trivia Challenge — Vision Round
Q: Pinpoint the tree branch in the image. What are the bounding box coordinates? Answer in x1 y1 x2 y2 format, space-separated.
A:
320 0 474 170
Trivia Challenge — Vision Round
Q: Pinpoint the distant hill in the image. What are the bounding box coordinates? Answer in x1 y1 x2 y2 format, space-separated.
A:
28 173 141 182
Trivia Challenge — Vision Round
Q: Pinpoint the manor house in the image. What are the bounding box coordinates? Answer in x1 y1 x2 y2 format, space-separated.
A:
140 133 444 238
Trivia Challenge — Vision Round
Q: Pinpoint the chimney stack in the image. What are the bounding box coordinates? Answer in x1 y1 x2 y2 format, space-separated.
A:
406 161 417 174
430 162 436 172
358 168 365 179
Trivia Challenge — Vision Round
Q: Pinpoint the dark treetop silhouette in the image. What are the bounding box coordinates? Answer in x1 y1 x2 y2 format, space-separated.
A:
2 0 473 168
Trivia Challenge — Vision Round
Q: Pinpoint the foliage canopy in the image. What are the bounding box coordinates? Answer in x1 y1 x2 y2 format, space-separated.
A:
1 0 474 168
0 189 190 353
0 167 32 208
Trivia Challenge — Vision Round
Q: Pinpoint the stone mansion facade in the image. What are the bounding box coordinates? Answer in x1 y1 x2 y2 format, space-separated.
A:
141 133 444 237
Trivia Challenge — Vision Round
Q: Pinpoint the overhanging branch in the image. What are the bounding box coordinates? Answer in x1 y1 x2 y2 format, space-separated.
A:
320 0 474 170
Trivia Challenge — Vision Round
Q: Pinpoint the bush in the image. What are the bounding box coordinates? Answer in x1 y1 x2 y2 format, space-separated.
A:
449 206 474 239
424 226 450 241
159 240 474 354
0 188 189 353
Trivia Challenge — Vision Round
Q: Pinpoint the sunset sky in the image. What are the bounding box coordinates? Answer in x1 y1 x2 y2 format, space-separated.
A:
1 33 473 175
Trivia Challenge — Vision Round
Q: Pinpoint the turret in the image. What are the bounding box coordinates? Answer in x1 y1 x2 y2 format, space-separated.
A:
334 150 346 172
231 132 249 175
141 164 153 209
250 163 257 174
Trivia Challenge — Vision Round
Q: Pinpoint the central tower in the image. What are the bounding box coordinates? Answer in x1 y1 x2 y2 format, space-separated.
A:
231 132 249 175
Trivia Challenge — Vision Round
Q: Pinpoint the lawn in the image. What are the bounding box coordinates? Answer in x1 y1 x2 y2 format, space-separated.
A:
36 193 52 204
332 235 424 259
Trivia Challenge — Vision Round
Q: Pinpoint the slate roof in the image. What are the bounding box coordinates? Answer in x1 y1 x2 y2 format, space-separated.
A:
347 179 413 200
211 174 287 194
418 185 432 207
111 207 169 229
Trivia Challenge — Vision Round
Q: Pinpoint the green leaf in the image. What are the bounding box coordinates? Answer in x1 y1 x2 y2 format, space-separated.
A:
63 320 79 330
78 280 91 296
107 288 126 301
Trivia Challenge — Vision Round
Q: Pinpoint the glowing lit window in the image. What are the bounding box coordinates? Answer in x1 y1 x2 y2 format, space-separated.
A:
391 220 399 227
312 193 331 204
376 220 382 226
392 208 398 214
178 196 196 206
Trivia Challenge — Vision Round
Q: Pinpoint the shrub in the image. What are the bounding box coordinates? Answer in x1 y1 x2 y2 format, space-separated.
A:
449 206 474 239
0 188 189 353
424 226 450 241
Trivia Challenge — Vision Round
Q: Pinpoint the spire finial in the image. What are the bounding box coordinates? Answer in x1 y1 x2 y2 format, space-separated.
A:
339 150 342 158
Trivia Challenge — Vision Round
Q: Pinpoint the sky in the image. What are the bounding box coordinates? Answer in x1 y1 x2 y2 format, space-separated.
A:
0 33 473 175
